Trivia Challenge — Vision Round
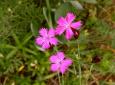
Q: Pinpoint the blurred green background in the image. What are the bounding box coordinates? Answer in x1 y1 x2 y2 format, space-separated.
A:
0 0 115 85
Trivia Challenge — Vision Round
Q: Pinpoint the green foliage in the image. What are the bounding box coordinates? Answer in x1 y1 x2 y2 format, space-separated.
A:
0 0 43 41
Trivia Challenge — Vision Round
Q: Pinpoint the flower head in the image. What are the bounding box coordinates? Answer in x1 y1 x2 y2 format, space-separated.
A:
56 12 82 40
49 51 72 74
35 28 58 49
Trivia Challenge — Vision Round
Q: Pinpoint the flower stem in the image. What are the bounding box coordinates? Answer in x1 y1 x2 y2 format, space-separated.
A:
54 45 58 52
62 74 64 85
58 72 61 85
77 42 82 85
73 64 77 75
43 0 53 28
78 62 82 85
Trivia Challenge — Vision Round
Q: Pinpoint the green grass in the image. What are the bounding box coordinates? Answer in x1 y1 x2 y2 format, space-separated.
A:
0 0 115 85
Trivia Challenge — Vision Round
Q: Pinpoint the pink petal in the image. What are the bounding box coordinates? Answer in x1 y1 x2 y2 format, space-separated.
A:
39 28 48 37
65 28 74 40
35 37 44 45
57 52 65 61
60 58 72 74
49 55 58 63
63 59 72 66
49 38 58 45
51 64 59 72
71 21 82 30
50 52 65 63
57 17 67 26
42 41 50 49
48 28 55 37
60 65 67 74
65 12 75 23
55 26 65 35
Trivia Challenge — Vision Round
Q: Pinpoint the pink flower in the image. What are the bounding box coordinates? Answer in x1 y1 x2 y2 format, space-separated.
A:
56 12 82 40
35 28 58 49
49 52 72 74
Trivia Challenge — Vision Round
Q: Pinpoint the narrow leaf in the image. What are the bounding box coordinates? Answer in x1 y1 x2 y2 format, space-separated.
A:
31 20 39 37
6 49 17 59
22 32 32 45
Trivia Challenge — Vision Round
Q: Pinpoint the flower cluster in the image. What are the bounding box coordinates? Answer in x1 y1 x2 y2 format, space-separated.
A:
35 12 82 74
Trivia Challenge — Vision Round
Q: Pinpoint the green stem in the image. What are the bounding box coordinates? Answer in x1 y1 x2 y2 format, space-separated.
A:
45 0 53 28
48 13 53 28
73 64 77 75
77 42 82 85
46 0 51 11
58 72 61 85
43 7 49 24
43 7 53 28
78 62 81 85
54 45 58 52
62 74 64 85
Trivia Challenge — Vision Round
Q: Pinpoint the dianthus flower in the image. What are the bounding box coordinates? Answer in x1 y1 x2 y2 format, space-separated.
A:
35 28 58 49
49 51 72 74
56 12 82 40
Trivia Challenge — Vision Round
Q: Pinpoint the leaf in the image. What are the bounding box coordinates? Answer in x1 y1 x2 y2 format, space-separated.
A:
70 1 84 10
31 20 39 37
43 73 57 80
0 44 16 49
24 48 37 55
12 33 21 46
55 2 72 21
6 49 17 59
81 0 97 4
22 32 32 45
35 44 45 52
43 7 49 23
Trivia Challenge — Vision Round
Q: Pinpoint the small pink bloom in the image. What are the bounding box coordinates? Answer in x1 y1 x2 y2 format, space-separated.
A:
56 12 82 40
49 52 72 74
35 28 58 49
